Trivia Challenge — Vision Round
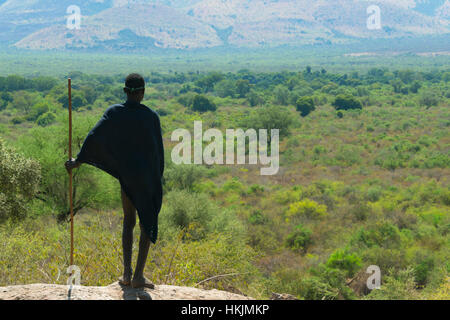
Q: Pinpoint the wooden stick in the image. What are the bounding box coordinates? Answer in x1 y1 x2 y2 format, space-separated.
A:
68 78 74 266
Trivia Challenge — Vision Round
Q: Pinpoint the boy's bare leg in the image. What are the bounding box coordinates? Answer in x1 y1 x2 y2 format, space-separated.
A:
119 188 136 286
131 224 154 289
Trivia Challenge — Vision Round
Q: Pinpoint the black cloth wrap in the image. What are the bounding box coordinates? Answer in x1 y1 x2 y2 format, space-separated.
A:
76 100 164 243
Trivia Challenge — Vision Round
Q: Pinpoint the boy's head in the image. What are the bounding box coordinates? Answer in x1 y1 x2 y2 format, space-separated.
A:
124 73 145 102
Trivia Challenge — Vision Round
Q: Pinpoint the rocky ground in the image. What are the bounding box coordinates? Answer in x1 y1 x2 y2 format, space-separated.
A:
0 282 255 300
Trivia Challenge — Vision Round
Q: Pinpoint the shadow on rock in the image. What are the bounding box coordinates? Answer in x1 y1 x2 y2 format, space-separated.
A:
118 283 152 300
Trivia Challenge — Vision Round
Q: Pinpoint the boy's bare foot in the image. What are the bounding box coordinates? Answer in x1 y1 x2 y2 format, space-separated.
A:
119 270 133 286
131 276 155 289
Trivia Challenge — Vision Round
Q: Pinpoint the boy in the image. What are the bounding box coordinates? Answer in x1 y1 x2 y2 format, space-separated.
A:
65 73 164 288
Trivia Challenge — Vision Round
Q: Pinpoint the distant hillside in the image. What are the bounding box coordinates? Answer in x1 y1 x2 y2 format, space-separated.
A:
0 0 114 41
1 0 448 51
15 4 222 50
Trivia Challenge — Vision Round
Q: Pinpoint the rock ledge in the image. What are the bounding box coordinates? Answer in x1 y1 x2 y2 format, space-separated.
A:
0 282 254 300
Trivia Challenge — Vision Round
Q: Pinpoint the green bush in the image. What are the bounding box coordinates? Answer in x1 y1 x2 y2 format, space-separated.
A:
286 199 327 221
0 139 41 221
246 89 265 107
307 264 356 300
247 184 265 195
214 79 236 98
26 102 49 121
414 257 435 287
365 268 420 300
299 276 340 300
36 112 56 127
335 145 362 166
17 119 120 218
248 210 267 225
296 96 315 117
326 250 362 277
419 92 439 108
240 105 293 140
236 79 250 98
162 190 212 240
332 94 363 111
352 221 402 248
177 92 196 107
192 94 217 112
285 224 313 252
220 178 246 197
58 91 87 110
273 85 290 105
11 116 25 124
366 186 383 202
161 190 244 242
164 164 206 192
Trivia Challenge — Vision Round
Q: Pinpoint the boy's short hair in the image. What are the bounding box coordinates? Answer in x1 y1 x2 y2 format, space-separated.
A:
124 73 145 94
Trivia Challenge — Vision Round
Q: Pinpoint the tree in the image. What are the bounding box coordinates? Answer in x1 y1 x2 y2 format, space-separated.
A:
58 91 87 110
419 92 439 108
17 119 120 219
0 92 12 110
192 94 216 112
390 79 403 93
36 112 56 127
443 72 450 82
1 92 13 102
326 250 362 278
0 139 40 221
241 105 293 140
409 81 422 94
332 95 362 111
397 70 415 84
214 79 236 98
195 72 224 93
247 89 265 107
285 224 313 252
236 79 250 98
177 92 196 108
296 96 316 117
27 102 49 121
80 86 98 104
32 76 57 92
273 85 290 105
0 99 6 111
368 68 386 78
286 77 300 90
13 91 38 113
72 93 88 109
4 75 31 91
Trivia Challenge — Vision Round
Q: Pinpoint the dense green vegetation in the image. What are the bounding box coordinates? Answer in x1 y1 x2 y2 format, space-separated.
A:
0 65 449 300
1 39 450 76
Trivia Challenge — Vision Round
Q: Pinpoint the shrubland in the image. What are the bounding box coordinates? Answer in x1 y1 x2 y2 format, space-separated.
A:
0 66 448 299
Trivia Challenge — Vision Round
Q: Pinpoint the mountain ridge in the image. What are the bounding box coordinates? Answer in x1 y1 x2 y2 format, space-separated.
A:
1 0 448 51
